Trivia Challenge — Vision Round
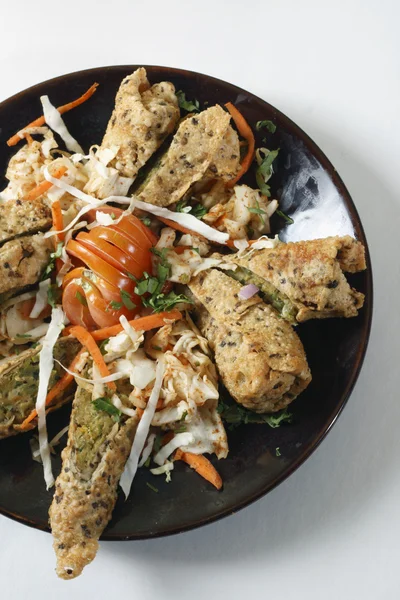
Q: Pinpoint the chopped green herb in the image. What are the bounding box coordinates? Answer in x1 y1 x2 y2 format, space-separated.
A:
255 148 279 196
92 397 122 422
15 333 31 339
275 447 281 457
134 251 192 313
256 120 277 133
152 345 162 351
174 425 187 434
276 209 294 224
140 217 152 227
108 300 123 310
180 410 188 422
176 90 200 113
248 200 267 225
47 284 62 308
176 199 207 219
41 242 63 280
192 247 200 254
153 433 163 454
110 212 116 220
146 482 159 493
120 289 136 310
99 338 110 355
144 456 151 468
217 398 292 429
75 290 88 307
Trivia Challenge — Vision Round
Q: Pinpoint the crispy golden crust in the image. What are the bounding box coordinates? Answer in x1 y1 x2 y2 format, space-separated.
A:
137 106 238 207
189 270 311 413
49 384 139 580
0 338 81 439
0 233 52 295
204 125 240 181
0 198 52 245
101 67 180 178
227 236 366 322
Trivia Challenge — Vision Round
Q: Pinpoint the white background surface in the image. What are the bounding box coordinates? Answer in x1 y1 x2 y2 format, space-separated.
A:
0 1 399 598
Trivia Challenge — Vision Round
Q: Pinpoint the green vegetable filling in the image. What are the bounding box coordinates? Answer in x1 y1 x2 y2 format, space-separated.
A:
223 266 298 323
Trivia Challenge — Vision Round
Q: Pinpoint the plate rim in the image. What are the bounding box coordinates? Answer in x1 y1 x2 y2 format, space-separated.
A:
0 65 373 540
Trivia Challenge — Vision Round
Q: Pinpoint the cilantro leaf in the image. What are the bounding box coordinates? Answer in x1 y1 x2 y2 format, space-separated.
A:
47 284 62 308
146 482 159 493
108 300 123 310
140 217 152 227
120 289 136 310
217 398 292 429
176 199 207 219
134 249 192 312
99 338 110 355
256 120 277 133
75 290 88 307
41 242 63 280
92 397 122 422
275 447 281 456
176 90 200 113
248 200 267 225
255 148 279 196
276 209 294 224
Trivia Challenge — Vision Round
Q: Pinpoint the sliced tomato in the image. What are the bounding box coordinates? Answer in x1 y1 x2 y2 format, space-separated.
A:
62 280 97 330
88 226 152 272
82 278 137 329
76 232 147 279
62 266 122 304
66 240 135 293
86 207 158 246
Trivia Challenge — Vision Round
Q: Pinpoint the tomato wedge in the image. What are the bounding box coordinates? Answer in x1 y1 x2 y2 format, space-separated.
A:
76 232 147 279
62 280 97 330
82 278 137 329
66 240 135 293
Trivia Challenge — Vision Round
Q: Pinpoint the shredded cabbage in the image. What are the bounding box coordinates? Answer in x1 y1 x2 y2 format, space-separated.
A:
138 433 156 468
29 278 51 318
40 96 84 154
153 432 194 466
119 359 165 499
35 307 65 489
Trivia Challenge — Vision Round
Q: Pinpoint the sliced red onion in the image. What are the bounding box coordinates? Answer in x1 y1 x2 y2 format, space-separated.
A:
238 283 259 300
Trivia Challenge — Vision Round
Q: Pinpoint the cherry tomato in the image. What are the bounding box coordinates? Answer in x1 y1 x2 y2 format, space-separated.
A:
62 280 97 330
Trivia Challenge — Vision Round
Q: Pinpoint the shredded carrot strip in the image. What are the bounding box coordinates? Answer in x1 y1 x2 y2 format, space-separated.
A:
21 166 67 202
89 310 182 341
7 83 99 147
224 102 255 188
19 349 85 430
51 200 65 242
69 326 116 390
175 449 222 490
24 133 34 145
173 245 192 255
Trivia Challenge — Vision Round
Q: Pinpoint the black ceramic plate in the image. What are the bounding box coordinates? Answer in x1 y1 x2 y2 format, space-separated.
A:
0 66 372 539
